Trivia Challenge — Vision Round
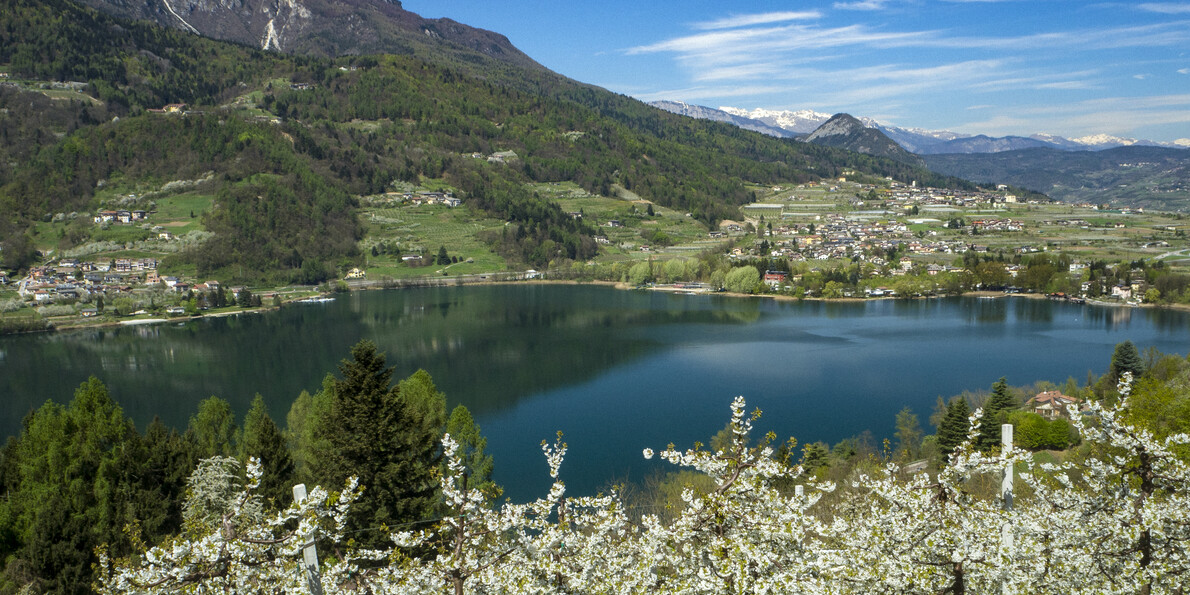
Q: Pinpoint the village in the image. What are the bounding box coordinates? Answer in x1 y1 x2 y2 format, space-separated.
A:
1 174 1183 330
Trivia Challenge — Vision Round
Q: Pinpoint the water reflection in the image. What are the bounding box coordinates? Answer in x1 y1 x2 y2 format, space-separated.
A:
1084 304 1134 330
4 286 1190 499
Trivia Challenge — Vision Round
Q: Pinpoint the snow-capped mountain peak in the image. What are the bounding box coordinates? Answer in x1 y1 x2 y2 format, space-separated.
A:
663 101 1188 154
718 107 832 134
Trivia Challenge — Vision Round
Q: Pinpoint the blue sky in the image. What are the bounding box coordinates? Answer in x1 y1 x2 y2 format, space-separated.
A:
401 0 1190 142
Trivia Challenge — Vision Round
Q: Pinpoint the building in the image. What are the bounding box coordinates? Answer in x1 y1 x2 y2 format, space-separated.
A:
1027 391 1080 420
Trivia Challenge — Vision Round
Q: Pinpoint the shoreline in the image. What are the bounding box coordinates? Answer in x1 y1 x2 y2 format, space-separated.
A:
9 276 1173 336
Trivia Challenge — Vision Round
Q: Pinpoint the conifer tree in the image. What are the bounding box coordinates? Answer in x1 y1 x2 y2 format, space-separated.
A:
238 394 294 506
976 377 1017 451
936 395 970 458
186 396 238 459
315 341 439 540
443 404 497 497
1110 340 1144 382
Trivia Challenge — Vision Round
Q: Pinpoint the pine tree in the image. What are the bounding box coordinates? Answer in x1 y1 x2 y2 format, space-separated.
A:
315 341 440 541
0 378 139 595
936 395 971 458
976 377 1017 451
238 394 294 506
1110 340 1144 381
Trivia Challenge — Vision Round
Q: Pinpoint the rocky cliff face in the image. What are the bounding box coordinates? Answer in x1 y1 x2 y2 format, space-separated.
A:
803 113 926 168
72 0 541 67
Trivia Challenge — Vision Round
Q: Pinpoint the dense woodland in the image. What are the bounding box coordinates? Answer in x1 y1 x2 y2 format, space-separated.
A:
1 0 970 280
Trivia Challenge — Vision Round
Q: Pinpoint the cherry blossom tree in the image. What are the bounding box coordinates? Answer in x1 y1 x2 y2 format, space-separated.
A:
98 384 1190 594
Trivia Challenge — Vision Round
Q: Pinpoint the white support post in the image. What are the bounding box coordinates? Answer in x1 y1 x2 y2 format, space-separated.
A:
1001 423 1014 595
1001 423 1014 511
293 484 324 595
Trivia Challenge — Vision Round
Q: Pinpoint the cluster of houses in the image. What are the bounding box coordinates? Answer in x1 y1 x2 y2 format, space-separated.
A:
93 209 149 224
14 258 230 306
378 191 462 207
733 214 987 265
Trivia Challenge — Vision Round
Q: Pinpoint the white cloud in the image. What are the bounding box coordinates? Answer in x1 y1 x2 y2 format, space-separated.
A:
1036 80 1100 89
1137 3 1190 14
958 93 1190 138
834 0 889 10
1134 74 1150 80
1179 68 1190 74
692 11 820 31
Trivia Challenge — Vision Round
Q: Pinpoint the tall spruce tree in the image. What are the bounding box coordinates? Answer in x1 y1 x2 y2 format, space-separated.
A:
238 394 294 506
976 377 1017 451
315 341 440 541
937 395 971 459
1110 340 1144 382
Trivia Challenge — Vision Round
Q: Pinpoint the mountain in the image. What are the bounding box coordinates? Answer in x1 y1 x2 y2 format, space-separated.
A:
0 0 971 276
923 146 1190 209
929 135 1058 154
650 101 796 138
803 114 927 169
718 107 833 135
71 0 542 68
693 103 1190 154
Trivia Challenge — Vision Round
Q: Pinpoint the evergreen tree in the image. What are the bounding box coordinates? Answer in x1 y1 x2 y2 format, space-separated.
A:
1110 340 1144 382
135 418 192 540
976 377 1017 451
436 245 450 266
443 404 497 498
285 380 334 485
186 396 238 459
399 369 447 441
238 394 294 506
0 378 139 595
936 395 971 459
315 341 440 542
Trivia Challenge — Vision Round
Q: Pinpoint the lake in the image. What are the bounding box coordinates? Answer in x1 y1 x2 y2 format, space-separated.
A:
2 284 1188 501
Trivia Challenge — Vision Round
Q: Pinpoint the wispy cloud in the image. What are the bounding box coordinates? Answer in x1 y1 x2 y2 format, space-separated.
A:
959 93 1190 137
834 0 889 10
624 5 1190 140
1137 3 1190 14
692 11 821 31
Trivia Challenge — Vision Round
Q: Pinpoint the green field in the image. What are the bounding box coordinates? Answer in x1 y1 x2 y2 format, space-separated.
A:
151 193 214 234
359 202 509 278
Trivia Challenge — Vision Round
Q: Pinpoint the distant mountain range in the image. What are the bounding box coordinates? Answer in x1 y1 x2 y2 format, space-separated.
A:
652 102 1190 155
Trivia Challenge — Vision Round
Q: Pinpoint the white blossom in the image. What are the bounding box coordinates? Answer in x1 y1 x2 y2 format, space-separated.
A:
99 391 1190 595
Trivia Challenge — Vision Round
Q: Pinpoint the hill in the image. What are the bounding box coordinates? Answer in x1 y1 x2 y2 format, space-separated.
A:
803 114 927 169
0 0 971 281
923 146 1190 209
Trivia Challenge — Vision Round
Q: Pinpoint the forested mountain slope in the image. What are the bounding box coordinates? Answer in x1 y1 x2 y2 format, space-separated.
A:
1 0 972 280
